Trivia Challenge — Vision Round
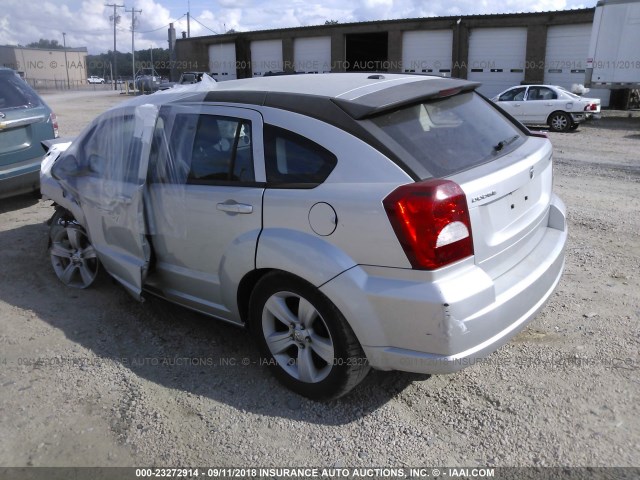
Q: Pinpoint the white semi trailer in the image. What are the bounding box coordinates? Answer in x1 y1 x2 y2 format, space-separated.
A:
586 0 640 107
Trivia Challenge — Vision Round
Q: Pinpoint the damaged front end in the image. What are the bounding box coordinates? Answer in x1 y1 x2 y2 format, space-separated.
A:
40 103 160 300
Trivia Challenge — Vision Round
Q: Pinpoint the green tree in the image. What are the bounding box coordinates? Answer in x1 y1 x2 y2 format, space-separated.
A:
26 39 64 49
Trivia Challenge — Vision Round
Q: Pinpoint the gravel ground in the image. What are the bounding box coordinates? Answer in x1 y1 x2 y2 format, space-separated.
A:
0 91 638 469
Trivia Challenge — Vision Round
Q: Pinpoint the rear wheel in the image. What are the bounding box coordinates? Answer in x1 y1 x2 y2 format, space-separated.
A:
249 272 370 400
548 111 571 132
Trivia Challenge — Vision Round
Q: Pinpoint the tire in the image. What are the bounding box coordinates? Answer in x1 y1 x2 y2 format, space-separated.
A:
49 212 99 289
569 123 579 131
249 272 370 400
548 111 571 132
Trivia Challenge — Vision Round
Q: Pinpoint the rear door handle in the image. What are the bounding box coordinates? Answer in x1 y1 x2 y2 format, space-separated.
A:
217 201 253 214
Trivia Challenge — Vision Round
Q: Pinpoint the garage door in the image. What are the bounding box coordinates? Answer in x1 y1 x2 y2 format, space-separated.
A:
545 24 610 107
208 43 237 81
251 40 283 77
294 37 331 73
402 30 453 76
468 27 527 97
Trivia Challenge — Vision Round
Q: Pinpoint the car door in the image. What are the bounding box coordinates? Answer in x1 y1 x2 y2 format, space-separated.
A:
523 86 559 124
53 104 159 300
495 86 527 122
145 104 265 323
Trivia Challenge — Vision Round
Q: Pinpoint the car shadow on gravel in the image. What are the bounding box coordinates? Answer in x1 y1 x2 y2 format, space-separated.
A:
0 219 430 426
587 116 640 131
0 193 39 213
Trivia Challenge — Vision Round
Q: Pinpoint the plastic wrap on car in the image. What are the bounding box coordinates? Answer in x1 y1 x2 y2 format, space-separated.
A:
50 103 159 234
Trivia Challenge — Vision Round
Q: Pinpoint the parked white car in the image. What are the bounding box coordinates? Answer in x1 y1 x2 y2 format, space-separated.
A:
492 85 601 132
87 76 105 84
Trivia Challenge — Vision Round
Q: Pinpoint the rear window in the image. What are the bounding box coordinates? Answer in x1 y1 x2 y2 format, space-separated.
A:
0 72 42 110
368 92 525 178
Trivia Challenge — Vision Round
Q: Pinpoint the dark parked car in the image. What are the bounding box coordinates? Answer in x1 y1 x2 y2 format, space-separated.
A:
0 67 58 199
158 72 216 91
135 68 162 93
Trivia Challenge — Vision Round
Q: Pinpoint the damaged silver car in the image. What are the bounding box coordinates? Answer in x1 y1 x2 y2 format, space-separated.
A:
41 73 567 400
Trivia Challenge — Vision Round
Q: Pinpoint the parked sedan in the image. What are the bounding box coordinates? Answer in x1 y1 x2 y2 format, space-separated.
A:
87 76 105 84
0 67 58 199
492 84 601 132
40 73 567 400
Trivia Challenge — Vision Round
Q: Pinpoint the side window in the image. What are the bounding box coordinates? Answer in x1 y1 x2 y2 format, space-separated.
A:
498 87 526 102
264 125 337 186
528 87 557 101
150 112 254 184
189 115 254 183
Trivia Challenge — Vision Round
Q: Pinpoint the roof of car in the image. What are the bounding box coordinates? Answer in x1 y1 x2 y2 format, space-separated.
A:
200 73 479 119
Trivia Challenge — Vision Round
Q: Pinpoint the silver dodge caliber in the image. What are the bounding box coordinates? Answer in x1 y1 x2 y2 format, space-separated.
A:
40 73 567 400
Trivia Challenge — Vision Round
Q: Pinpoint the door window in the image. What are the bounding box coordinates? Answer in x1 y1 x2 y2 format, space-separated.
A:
498 87 526 102
150 112 254 185
527 87 557 101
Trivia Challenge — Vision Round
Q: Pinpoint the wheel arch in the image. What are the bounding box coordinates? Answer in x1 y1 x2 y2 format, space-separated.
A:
236 268 275 325
547 110 570 125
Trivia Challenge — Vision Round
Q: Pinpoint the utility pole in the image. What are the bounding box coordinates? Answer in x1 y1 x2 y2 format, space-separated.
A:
187 0 191 37
106 3 125 90
126 6 142 90
62 32 70 89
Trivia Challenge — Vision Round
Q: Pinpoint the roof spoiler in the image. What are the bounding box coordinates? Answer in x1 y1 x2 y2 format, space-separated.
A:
332 78 481 120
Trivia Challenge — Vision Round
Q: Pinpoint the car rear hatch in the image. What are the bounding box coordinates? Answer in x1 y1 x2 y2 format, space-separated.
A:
0 71 55 172
366 88 554 278
455 137 553 279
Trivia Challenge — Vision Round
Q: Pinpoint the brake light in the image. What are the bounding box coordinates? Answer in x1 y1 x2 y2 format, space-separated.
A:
584 103 598 111
383 179 473 270
50 113 59 138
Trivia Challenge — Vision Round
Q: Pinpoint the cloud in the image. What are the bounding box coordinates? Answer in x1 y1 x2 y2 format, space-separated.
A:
0 0 595 54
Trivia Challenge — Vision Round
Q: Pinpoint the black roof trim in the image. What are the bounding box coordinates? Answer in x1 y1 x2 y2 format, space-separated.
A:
203 90 268 105
332 78 481 119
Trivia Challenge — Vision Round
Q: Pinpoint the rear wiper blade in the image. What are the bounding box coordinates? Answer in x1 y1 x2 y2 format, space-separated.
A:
493 135 520 152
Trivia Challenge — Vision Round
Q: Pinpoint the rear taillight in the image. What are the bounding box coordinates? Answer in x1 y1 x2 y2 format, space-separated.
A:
383 179 473 270
50 113 59 138
584 103 598 111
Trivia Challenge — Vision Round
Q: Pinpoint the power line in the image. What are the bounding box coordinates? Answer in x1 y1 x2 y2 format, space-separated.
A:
191 15 220 35
137 15 187 34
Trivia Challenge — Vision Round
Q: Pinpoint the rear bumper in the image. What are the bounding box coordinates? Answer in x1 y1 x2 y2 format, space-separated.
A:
320 195 567 374
571 112 600 123
0 156 42 199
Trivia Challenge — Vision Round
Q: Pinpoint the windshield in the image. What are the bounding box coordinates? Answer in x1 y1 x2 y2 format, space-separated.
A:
368 92 526 178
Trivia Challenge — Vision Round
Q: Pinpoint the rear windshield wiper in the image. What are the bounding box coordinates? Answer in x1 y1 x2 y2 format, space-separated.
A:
493 135 520 152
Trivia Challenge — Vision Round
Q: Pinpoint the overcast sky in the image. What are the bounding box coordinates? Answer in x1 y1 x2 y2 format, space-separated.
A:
1 0 594 54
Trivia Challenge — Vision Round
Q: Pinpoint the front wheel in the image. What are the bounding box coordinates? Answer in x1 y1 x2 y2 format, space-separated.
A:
548 111 571 132
249 272 370 400
49 213 99 289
